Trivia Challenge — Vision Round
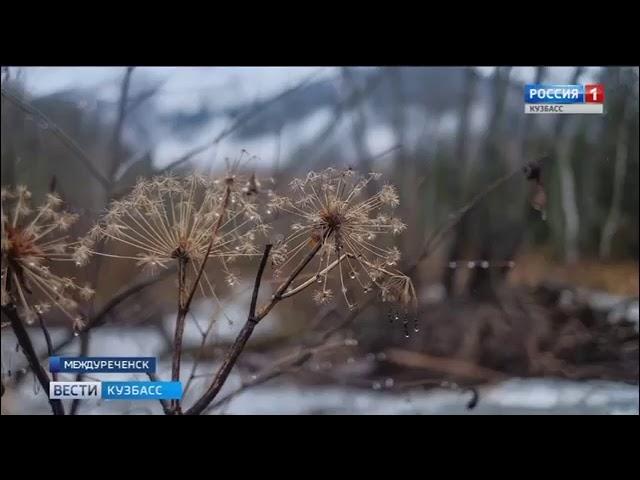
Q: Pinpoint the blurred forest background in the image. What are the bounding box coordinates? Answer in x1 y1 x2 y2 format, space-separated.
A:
1 66 638 414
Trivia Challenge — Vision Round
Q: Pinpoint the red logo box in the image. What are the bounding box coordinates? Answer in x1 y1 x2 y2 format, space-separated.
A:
585 84 604 103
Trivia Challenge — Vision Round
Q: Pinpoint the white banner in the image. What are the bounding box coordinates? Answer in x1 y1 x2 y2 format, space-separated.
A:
525 104 603 114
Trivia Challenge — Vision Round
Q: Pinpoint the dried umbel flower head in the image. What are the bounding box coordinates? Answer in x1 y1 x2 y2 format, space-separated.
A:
269 167 416 311
1 186 91 328
81 172 268 293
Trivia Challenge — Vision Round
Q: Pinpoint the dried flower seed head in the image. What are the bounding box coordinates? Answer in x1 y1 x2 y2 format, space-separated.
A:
271 168 416 311
1 186 89 325
83 172 268 296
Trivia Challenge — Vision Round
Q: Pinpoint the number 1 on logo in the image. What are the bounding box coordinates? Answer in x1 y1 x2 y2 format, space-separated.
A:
585 84 604 103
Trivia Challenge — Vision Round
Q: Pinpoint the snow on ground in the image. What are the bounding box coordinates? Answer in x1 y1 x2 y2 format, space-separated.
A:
3 372 637 415
2 324 637 415
2 311 638 415
207 378 638 415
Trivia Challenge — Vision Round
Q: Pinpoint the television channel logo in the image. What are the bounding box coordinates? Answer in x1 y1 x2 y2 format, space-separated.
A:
524 83 604 114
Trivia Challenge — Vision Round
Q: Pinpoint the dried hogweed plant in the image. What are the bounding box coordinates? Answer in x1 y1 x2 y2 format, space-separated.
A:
186 167 416 414
77 172 269 283
1 186 93 330
269 167 416 313
77 170 269 412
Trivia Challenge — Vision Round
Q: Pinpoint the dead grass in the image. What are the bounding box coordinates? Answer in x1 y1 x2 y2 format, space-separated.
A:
510 251 639 297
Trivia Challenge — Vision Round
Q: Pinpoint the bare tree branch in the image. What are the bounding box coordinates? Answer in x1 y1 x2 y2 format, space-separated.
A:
408 155 552 275
286 70 385 170
49 268 175 356
385 348 508 382
108 67 135 182
160 69 326 173
124 80 167 118
72 67 135 415
1 86 111 190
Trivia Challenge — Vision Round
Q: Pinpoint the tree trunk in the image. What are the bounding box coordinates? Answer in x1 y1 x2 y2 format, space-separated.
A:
554 67 584 264
600 86 633 258
557 122 581 264
466 67 512 300
341 67 374 191
518 67 546 161
443 68 479 297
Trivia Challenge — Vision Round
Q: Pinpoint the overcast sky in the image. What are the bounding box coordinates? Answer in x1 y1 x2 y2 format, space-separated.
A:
18 66 601 102
6 66 604 169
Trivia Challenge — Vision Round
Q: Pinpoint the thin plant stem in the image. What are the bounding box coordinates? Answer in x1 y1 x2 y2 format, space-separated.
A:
186 231 335 415
167 184 232 414
2 303 65 415
185 243 273 415
36 312 57 382
170 255 189 412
